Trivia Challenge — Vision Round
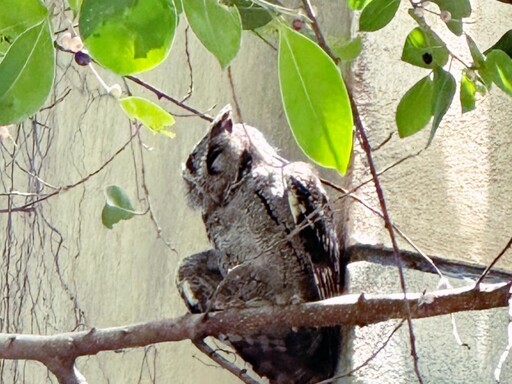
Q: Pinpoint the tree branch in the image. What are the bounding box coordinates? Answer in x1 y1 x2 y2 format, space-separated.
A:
0 282 509 382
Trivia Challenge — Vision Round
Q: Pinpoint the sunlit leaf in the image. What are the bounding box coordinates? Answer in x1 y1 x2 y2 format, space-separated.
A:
348 0 372 10
359 0 400 32
68 0 83 15
401 27 449 69
485 30 512 59
0 0 48 39
430 0 471 36
0 20 54 125
485 49 512 96
226 0 273 30
332 36 363 62
184 0 242 68
120 96 176 137
430 67 456 143
460 71 476 113
396 75 433 138
79 0 177 75
102 185 137 229
279 26 353 174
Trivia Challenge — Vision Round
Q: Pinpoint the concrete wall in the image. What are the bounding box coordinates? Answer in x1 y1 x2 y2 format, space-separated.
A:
0 1 510 383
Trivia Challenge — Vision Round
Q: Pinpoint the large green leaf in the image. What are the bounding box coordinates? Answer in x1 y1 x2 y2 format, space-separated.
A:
396 75 433 138
0 20 54 125
359 0 400 32
460 71 476 113
401 27 449 69
0 0 48 39
102 185 137 229
79 0 177 75
430 67 456 142
278 26 353 174
430 0 471 36
184 0 242 68
120 96 176 137
484 49 512 96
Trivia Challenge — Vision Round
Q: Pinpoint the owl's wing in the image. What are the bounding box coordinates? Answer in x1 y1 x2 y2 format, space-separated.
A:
285 165 343 300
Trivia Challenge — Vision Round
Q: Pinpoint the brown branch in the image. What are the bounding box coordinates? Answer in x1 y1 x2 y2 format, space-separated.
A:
0 282 509 383
124 75 213 122
476 236 512 286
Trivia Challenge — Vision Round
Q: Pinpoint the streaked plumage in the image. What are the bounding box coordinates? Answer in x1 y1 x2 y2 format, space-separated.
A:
177 105 346 383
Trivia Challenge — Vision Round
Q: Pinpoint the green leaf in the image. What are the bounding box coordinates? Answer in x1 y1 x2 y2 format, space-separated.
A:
359 0 400 32
485 49 512 96
184 0 242 68
278 26 353 174
466 34 485 67
430 67 456 143
119 96 176 137
401 27 449 69
226 0 273 30
396 75 433 138
484 30 512 59
102 185 137 229
460 71 476 113
430 0 471 36
68 0 83 15
348 0 372 11
0 20 55 125
332 36 363 62
79 0 177 75
0 0 48 40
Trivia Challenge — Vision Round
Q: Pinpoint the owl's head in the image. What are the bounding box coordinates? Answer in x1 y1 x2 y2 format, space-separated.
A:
183 105 273 209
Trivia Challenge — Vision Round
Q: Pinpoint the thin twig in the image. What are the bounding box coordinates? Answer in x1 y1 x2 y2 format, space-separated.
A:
125 75 213 122
475 236 512 286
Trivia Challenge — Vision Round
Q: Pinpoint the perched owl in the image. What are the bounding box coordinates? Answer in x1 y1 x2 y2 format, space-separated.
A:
177 105 346 384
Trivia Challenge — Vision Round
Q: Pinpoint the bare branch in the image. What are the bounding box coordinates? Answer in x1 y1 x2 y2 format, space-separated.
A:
476 236 512 286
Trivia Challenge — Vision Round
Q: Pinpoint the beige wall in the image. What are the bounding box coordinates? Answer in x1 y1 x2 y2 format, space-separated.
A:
0 1 510 383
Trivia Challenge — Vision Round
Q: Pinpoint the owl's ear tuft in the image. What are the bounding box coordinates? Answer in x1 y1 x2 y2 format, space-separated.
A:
211 105 233 137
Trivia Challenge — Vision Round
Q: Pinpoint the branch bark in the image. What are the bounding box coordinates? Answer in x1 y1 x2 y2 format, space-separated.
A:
0 282 509 383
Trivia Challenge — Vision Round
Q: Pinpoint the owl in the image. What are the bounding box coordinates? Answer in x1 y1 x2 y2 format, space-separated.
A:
177 105 346 384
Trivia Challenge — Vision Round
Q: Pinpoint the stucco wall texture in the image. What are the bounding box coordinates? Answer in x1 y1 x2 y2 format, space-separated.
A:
0 1 511 383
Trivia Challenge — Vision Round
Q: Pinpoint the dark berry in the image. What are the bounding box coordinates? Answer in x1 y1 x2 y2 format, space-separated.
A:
74 51 91 66
292 19 304 31
422 52 433 65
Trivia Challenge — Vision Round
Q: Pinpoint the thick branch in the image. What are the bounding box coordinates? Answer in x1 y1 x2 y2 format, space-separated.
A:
0 282 509 362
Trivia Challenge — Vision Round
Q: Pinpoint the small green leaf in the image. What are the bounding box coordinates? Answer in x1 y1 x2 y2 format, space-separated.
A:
226 0 273 30
430 67 456 143
401 27 449 69
430 0 471 36
466 34 485 67
484 30 512 59
396 76 433 138
79 0 177 75
348 0 372 11
332 37 363 62
460 71 476 113
359 0 400 32
485 49 512 96
68 0 83 15
184 0 242 68
119 96 176 137
0 0 48 39
279 26 353 174
102 185 137 229
0 20 55 125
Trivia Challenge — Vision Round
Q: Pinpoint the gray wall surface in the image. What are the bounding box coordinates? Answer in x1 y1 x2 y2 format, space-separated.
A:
0 1 510 383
